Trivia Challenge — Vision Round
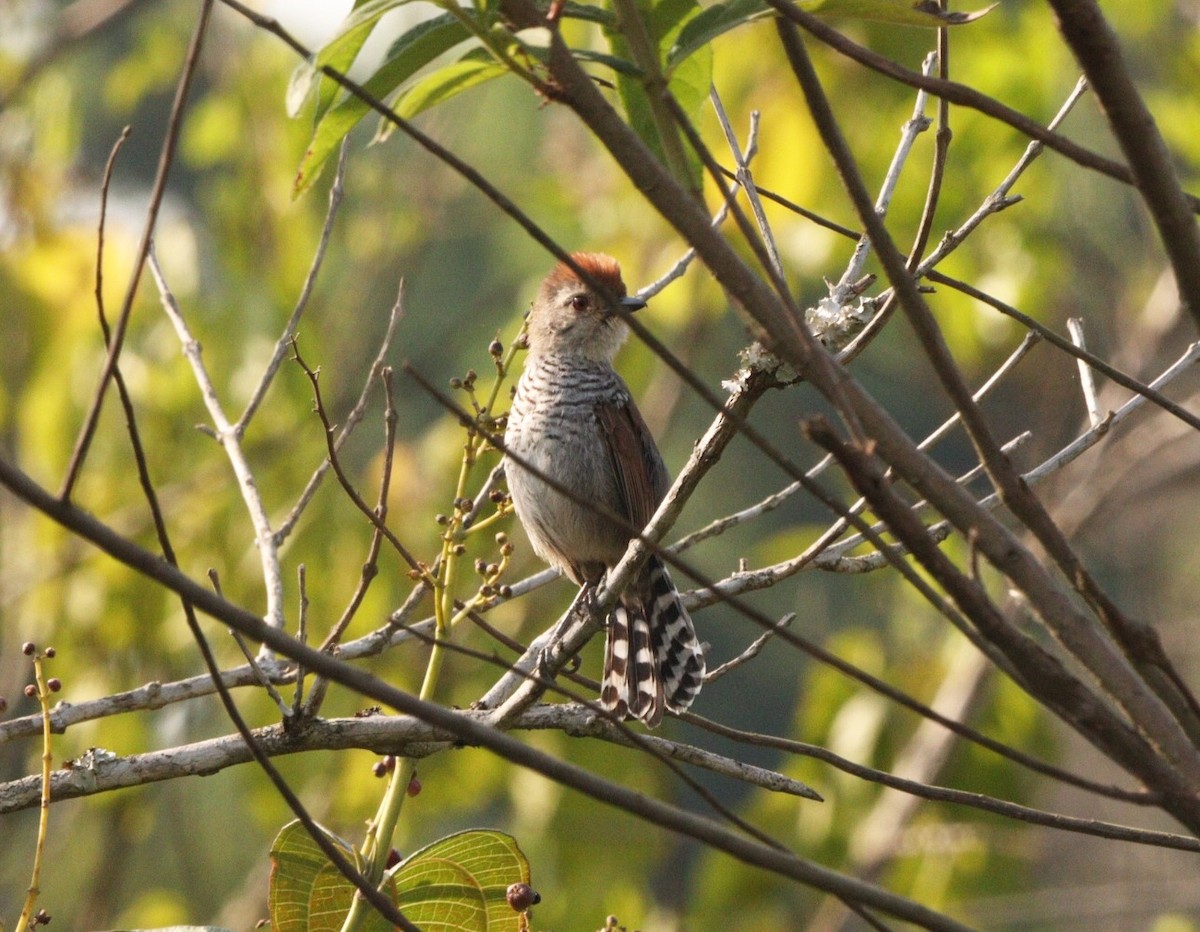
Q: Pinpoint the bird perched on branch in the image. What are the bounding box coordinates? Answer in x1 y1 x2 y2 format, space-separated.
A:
504 253 706 727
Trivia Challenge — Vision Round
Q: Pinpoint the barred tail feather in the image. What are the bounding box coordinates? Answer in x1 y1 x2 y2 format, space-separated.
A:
600 556 705 728
645 556 705 715
601 601 664 727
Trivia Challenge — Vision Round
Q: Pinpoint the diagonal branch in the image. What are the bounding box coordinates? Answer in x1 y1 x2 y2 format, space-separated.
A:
1044 0 1200 328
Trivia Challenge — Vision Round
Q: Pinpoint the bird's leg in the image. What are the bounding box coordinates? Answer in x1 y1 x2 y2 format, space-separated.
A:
576 581 605 624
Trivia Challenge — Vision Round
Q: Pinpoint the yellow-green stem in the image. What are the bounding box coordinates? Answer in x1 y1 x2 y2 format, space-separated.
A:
16 657 53 931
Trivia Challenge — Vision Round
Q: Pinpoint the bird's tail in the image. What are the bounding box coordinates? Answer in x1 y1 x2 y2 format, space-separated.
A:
601 556 706 728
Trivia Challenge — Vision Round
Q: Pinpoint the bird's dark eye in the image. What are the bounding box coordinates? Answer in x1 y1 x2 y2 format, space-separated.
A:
569 293 589 312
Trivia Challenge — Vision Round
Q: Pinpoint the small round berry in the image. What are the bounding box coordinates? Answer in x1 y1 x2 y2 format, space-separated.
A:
22 642 36 656
24 684 37 698
506 882 540 911
495 532 508 546
407 774 422 797
372 761 388 778
386 848 402 870
44 646 56 659
489 339 504 357
498 585 513 599
47 678 62 693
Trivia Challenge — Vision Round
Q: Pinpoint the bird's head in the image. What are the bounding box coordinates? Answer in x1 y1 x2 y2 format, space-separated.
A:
526 252 645 361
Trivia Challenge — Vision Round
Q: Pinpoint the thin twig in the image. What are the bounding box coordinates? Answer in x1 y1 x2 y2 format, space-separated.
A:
59 0 214 502
710 93 784 280
836 51 935 293
238 142 350 430
276 280 405 543
705 613 795 684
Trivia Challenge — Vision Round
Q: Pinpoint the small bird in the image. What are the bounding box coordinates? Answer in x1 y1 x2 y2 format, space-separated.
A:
504 252 706 727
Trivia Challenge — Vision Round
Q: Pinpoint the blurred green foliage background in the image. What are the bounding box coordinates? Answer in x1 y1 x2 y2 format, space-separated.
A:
1 0 1199 928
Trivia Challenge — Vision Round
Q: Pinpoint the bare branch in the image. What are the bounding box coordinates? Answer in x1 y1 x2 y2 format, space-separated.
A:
148 248 287 631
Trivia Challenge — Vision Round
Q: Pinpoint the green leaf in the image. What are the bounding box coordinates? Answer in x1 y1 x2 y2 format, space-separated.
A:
311 863 397 932
394 829 532 930
392 51 508 122
558 0 618 27
293 13 473 196
286 0 410 119
798 0 998 26
667 0 770 72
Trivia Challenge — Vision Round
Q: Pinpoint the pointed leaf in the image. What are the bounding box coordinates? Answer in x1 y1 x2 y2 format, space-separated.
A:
286 0 410 119
392 52 508 122
293 13 473 196
798 0 998 26
558 0 618 26
667 0 769 72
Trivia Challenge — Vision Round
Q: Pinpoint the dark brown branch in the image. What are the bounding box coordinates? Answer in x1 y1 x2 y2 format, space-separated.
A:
1045 0 1200 329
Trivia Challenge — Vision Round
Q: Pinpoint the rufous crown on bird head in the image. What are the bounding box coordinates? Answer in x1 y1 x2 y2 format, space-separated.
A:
527 252 646 361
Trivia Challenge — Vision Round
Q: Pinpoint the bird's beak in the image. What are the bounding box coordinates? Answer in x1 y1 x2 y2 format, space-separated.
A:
621 295 647 312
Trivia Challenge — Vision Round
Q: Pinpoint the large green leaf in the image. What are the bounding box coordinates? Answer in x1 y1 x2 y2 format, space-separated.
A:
293 13 473 196
269 820 384 932
394 829 532 930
